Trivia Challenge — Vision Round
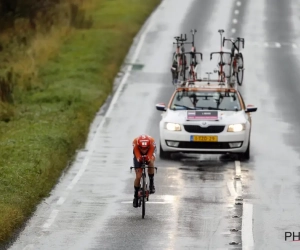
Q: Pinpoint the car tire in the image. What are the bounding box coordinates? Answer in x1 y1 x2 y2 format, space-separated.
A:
238 141 250 161
159 143 172 159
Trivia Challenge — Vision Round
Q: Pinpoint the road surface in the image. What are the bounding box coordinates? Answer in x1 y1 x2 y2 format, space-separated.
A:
6 0 300 249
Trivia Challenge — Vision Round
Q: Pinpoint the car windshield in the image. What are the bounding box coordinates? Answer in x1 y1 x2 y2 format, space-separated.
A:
170 90 242 111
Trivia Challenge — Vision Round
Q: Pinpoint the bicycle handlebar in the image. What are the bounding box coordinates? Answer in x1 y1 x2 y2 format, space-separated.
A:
173 34 190 48
130 166 158 175
210 51 231 60
130 156 158 171
229 37 245 46
130 166 158 170
223 37 245 50
184 51 203 60
173 42 192 45
174 34 187 42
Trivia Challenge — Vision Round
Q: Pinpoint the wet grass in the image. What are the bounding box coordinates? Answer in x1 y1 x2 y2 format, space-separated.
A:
0 0 160 243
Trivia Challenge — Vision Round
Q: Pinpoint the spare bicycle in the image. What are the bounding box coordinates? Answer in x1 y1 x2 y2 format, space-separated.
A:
171 34 188 84
184 29 203 81
130 156 158 219
223 36 245 86
210 29 231 83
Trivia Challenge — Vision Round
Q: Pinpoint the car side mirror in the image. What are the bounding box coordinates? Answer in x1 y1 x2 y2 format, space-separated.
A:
245 104 257 113
156 103 166 111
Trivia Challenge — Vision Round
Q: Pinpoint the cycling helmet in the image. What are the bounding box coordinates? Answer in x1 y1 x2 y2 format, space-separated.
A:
137 135 151 150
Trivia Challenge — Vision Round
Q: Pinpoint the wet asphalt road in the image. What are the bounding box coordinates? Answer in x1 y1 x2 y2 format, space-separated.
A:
6 0 300 249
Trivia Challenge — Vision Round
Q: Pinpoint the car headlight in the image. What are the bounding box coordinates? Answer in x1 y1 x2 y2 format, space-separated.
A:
165 122 181 131
227 123 246 132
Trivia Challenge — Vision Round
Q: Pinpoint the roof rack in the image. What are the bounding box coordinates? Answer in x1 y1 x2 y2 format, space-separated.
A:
176 78 236 90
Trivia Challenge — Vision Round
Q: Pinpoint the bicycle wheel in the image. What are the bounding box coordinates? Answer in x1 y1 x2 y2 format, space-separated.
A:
237 53 244 86
142 173 146 219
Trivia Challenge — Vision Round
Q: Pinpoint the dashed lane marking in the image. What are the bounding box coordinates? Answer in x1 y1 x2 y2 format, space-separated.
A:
242 203 254 249
42 209 59 229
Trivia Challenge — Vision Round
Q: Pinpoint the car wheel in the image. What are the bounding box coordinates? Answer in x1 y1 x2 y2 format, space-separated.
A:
238 141 250 161
159 143 172 159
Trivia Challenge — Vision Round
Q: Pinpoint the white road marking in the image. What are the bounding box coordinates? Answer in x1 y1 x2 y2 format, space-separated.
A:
227 182 238 197
234 10 240 15
57 197 66 205
66 8 155 191
42 209 59 229
236 180 242 196
236 1 241 6
22 244 35 250
67 167 86 190
235 160 241 177
235 161 242 196
233 19 238 24
242 203 254 249
232 28 236 33
246 41 299 48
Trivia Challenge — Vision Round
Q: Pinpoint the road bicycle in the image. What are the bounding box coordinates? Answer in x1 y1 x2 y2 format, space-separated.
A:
184 29 203 81
210 29 232 83
130 157 158 219
223 37 245 86
171 34 188 84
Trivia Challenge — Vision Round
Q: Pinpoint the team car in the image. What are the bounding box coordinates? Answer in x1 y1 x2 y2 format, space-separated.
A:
156 80 257 160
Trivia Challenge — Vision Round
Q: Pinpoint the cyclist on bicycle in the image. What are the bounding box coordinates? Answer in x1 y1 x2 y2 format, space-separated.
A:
132 134 156 208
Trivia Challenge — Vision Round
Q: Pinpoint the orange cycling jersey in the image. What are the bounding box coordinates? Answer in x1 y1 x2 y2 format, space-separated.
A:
132 136 156 161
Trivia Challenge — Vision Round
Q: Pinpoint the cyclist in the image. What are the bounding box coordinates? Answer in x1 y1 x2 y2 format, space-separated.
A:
132 134 156 208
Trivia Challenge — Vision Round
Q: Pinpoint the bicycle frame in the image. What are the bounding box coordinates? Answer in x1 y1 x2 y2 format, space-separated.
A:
172 34 188 81
210 51 231 82
184 29 203 81
223 37 245 86
209 29 231 82
130 158 158 219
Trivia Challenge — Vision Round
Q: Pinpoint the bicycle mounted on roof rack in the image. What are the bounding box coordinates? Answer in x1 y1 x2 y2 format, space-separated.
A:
171 29 203 84
223 36 245 86
171 34 188 84
210 29 232 84
183 29 203 81
171 29 245 91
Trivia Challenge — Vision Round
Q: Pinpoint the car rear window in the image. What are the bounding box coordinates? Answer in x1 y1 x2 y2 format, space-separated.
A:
170 90 241 111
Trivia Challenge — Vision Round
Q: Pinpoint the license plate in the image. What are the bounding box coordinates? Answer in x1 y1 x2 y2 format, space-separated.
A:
190 135 218 142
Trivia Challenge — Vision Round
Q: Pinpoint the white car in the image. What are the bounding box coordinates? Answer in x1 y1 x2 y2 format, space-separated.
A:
156 81 257 160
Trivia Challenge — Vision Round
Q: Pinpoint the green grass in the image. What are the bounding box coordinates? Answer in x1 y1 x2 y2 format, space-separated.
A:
0 0 160 243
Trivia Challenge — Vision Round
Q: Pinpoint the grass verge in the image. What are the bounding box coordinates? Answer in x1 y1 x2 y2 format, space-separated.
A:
0 0 160 244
